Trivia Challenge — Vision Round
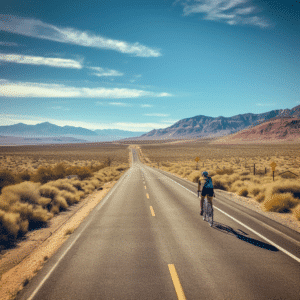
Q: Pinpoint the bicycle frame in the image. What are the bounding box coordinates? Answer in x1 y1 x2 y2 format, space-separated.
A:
203 197 213 227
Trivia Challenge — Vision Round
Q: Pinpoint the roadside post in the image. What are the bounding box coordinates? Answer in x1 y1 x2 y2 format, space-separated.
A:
270 162 276 181
195 157 200 170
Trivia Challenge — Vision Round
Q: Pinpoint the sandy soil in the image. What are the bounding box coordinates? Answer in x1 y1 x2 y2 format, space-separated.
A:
0 181 116 300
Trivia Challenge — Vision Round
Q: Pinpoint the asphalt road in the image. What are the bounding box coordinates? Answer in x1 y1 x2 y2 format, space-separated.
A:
18 149 300 300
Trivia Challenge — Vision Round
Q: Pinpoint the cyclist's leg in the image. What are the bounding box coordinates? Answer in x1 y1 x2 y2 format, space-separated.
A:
200 195 205 215
207 195 213 208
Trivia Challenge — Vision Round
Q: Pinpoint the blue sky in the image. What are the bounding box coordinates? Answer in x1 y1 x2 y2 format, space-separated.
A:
0 0 299 132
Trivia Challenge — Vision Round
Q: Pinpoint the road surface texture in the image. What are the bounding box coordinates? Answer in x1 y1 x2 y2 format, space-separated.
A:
18 149 300 300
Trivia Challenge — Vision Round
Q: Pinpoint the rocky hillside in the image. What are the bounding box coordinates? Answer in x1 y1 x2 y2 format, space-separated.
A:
213 118 300 144
137 105 300 140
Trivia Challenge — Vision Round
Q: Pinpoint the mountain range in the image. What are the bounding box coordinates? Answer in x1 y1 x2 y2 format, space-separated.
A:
0 105 299 145
0 122 146 143
137 105 300 140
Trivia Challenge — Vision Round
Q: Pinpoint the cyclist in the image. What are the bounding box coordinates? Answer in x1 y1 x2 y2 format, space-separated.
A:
198 171 214 216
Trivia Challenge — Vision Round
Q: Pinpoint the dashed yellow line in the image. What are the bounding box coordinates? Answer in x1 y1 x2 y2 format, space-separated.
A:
150 206 155 216
144 186 147 189
146 193 149 199
168 264 186 300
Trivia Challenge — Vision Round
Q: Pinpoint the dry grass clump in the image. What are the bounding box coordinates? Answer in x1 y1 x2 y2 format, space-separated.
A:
262 193 299 213
216 168 234 175
0 163 128 247
293 205 300 220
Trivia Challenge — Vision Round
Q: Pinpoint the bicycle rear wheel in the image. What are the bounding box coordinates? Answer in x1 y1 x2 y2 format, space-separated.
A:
207 203 213 227
203 199 207 221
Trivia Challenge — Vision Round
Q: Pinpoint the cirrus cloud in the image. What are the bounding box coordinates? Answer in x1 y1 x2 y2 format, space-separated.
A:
0 15 161 57
177 0 271 28
0 52 83 69
0 79 172 98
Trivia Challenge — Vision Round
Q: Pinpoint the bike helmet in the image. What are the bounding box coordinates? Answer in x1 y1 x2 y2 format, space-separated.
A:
202 171 208 177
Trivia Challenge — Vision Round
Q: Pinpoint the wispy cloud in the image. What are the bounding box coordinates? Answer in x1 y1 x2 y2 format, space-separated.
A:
130 74 142 83
0 113 171 131
89 66 123 77
0 15 161 57
256 102 275 107
0 53 83 68
177 0 271 28
0 41 19 47
51 106 70 111
0 52 125 76
140 104 153 108
144 113 170 117
0 79 172 98
109 102 132 107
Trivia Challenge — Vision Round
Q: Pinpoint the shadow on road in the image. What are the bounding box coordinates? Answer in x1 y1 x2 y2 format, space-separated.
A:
212 222 279 252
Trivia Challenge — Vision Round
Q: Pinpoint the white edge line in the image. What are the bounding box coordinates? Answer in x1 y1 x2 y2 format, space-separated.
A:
149 166 300 264
28 168 131 299
27 217 93 300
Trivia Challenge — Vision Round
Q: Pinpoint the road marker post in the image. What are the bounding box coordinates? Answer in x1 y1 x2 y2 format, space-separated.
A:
270 161 276 181
195 157 200 170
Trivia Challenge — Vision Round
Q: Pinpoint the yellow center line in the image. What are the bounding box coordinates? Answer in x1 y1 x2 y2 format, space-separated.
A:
150 206 155 216
168 264 186 300
146 193 149 199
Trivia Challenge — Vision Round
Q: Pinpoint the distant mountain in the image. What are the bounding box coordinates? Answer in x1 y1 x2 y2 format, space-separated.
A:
94 129 146 138
213 118 300 144
0 122 97 137
0 122 147 145
137 105 300 140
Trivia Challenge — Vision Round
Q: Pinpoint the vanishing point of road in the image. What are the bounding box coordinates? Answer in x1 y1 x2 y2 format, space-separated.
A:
18 149 300 300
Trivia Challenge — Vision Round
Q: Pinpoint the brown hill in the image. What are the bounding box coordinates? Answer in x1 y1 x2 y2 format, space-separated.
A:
137 105 300 140
213 118 300 144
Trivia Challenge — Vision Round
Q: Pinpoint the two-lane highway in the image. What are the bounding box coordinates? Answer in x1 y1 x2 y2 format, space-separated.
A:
18 148 300 299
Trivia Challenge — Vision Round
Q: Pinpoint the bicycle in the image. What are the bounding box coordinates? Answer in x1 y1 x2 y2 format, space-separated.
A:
203 196 213 227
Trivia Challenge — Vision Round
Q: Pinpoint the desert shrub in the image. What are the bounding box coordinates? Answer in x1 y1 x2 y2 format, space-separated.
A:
0 169 17 192
51 180 77 194
293 204 300 220
268 181 300 199
255 193 265 203
230 180 245 192
212 178 228 191
39 184 60 201
238 188 249 197
239 171 250 176
52 163 67 180
90 163 105 172
188 171 201 183
35 166 55 184
262 193 299 213
216 168 234 175
76 167 92 180
0 210 24 244
9 202 51 230
59 191 80 205
249 186 261 196
1 182 41 206
71 180 85 191
18 170 31 181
